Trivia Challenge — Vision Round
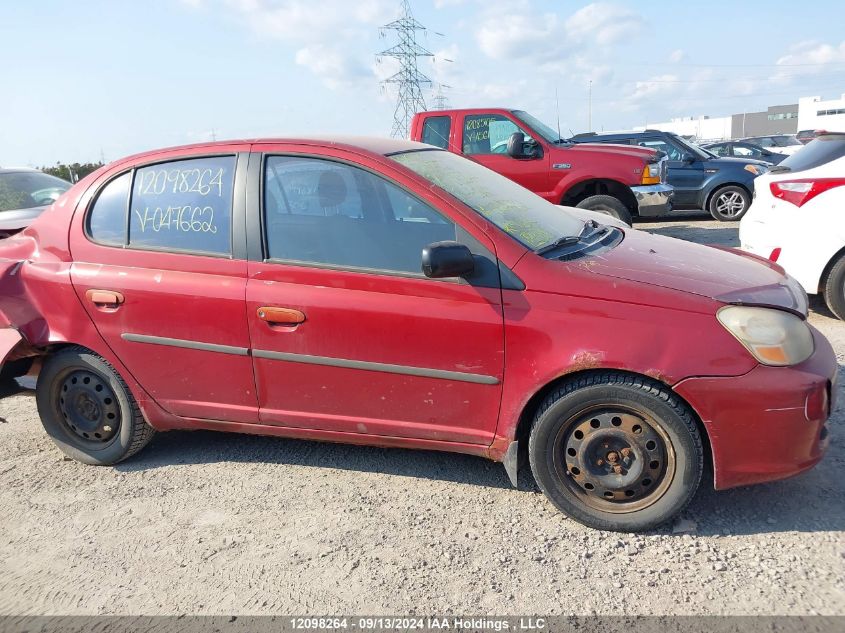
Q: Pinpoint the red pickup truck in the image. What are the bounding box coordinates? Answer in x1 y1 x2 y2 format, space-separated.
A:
410 108 673 225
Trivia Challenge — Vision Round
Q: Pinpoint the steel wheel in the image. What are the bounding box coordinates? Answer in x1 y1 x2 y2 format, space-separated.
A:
552 407 675 513
57 369 121 444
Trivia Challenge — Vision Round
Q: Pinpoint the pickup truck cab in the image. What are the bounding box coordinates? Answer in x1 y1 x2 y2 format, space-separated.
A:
410 108 673 225
574 130 770 221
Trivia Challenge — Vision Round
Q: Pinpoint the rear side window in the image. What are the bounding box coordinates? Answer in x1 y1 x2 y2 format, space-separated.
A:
88 172 131 245
779 135 845 172
421 116 451 149
129 156 235 255
263 156 456 274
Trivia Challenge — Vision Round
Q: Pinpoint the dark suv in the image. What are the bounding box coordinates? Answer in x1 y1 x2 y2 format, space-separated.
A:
571 130 769 221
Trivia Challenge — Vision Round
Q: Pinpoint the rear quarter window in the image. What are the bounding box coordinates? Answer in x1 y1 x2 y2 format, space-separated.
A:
129 156 235 255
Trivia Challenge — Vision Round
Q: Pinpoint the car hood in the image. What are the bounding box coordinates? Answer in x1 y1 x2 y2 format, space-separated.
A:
0 206 46 231
581 227 807 314
559 142 658 161
703 156 770 169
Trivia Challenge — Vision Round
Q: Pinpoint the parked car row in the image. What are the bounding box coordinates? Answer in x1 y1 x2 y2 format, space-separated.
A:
571 129 768 221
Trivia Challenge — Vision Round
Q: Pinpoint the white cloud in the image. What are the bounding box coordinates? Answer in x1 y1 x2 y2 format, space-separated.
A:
474 2 642 67
564 2 643 46
202 0 396 88
776 40 845 67
669 49 685 63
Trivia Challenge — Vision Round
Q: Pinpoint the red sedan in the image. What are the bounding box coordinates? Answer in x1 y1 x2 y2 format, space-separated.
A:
0 138 834 531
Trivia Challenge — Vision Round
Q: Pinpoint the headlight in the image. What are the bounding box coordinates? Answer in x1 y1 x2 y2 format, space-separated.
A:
717 306 813 366
641 162 662 185
744 164 768 176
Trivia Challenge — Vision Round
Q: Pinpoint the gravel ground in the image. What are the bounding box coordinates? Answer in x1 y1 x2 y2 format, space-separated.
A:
1 214 843 616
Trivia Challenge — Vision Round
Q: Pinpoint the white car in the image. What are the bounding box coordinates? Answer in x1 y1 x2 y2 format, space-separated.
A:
740 135 805 156
740 133 845 318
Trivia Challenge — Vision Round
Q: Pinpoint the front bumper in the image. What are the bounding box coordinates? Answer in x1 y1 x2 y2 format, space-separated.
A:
631 183 674 217
674 326 835 490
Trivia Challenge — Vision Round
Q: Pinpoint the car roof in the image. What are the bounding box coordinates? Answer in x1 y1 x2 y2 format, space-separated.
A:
116 136 434 165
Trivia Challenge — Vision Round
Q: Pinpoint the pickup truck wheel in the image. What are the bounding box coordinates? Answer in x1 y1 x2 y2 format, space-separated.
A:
528 372 703 532
708 186 750 221
36 347 155 465
823 255 845 320
575 195 633 226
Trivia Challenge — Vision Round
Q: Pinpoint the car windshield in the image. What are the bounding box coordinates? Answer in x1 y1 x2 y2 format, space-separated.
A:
0 171 71 213
673 135 716 159
512 110 561 143
772 135 802 147
391 149 584 250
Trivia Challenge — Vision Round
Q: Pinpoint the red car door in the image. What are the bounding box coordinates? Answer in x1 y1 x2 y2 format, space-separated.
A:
244 145 505 445
459 112 552 195
68 146 258 423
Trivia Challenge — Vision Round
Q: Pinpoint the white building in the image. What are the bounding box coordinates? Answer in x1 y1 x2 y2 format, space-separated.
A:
798 95 845 132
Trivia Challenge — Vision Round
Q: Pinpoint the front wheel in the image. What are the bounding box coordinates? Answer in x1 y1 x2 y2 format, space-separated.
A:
708 185 750 221
36 347 155 465
575 195 633 226
528 372 703 532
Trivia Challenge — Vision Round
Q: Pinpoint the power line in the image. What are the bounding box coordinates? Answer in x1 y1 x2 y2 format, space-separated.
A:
377 1 433 138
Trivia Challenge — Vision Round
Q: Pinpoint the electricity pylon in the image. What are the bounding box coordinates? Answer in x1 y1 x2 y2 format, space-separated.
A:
377 1 433 138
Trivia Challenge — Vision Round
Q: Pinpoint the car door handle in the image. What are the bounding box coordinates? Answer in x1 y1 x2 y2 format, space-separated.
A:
257 307 306 326
86 289 125 309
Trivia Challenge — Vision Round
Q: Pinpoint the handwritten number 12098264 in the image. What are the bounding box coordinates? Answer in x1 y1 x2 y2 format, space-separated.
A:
134 166 226 235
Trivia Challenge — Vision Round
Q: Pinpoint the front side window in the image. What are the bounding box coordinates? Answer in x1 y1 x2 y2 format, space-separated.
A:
129 156 235 255
392 149 584 251
708 144 730 157
462 114 531 155
263 156 455 274
421 116 451 149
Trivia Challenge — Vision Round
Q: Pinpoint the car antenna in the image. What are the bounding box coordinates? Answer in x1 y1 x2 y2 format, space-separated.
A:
555 87 562 141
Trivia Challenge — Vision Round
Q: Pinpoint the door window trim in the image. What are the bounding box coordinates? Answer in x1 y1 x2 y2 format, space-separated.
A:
82 152 249 260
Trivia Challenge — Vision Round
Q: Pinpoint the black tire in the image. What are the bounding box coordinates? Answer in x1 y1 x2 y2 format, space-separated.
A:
528 371 703 532
823 255 845 320
708 185 750 221
575 195 633 226
36 346 155 465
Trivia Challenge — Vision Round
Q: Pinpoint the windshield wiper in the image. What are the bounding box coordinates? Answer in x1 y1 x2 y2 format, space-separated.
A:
535 235 581 255
535 220 606 255
770 165 792 174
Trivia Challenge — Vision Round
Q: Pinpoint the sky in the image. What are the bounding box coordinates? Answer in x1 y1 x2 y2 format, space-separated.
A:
2 0 844 166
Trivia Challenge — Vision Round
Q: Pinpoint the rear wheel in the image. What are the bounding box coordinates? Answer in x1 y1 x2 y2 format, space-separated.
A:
36 347 155 465
528 372 703 532
823 255 845 320
575 195 633 226
708 185 750 221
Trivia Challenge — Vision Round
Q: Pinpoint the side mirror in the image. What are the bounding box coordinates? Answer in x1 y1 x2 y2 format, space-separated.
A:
683 154 696 164
507 132 527 158
421 241 475 278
